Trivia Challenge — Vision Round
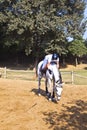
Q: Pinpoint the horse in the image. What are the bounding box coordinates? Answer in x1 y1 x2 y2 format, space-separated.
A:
37 60 63 101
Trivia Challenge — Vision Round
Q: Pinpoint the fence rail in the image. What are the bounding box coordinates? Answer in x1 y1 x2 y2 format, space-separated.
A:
0 67 87 85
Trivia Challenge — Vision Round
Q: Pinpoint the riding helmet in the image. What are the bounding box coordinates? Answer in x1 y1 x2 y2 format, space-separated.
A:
52 53 58 60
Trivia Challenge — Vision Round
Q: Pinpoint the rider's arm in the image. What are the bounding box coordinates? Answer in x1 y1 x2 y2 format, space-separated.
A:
46 55 52 68
56 57 59 68
46 62 50 68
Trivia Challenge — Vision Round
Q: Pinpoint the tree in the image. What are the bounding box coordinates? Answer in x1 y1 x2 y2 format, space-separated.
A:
31 0 86 56
0 0 86 66
68 37 87 66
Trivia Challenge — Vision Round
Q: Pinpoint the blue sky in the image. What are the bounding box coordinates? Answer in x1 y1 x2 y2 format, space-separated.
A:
83 1 87 39
67 1 87 41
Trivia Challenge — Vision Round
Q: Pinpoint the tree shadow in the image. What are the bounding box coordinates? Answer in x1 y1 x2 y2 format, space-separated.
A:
43 100 87 130
84 67 87 70
0 61 35 70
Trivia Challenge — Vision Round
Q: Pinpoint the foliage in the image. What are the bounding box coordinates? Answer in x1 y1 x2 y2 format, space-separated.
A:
0 0 87 64
68 36 87 65
68 38 87 57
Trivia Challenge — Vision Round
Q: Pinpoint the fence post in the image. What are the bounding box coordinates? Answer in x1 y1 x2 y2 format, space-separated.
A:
71 71 74 84
4 67 6 78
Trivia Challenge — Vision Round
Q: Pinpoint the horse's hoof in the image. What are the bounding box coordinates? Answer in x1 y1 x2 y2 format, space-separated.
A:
48 98 52 101
38 93 41 96
57 97 61 102
46 92 49 97
52 98 57 102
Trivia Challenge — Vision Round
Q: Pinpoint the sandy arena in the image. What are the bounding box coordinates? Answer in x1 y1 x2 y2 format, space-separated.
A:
0 78 87 130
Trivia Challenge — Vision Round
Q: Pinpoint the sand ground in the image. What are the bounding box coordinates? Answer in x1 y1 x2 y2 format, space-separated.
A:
0 78 87 130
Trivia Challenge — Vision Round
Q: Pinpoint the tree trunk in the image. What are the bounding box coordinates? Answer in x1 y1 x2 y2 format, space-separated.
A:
35 57 39 69
34 57 39 76
62 57 66 67
75 57 78 66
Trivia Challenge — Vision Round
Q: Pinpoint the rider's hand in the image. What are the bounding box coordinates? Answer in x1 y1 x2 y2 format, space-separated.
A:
46 62 50 68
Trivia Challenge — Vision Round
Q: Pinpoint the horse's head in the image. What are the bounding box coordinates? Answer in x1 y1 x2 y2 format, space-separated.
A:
51 64 63 101
55 81 63 101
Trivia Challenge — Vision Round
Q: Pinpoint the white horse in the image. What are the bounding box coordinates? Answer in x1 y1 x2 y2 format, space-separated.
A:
37 60 63 101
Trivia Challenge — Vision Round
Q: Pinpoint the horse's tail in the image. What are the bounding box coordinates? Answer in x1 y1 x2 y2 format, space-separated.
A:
35 67 38 77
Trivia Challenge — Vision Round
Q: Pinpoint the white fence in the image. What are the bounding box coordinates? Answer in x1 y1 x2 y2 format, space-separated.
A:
0 67 87 85
61 70 87 85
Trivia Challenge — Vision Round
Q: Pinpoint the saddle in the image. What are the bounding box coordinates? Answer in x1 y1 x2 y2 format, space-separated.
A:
40 63 52 76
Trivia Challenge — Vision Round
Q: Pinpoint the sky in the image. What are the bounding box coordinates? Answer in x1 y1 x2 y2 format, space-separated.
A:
66 0 87 41
83 1 87 39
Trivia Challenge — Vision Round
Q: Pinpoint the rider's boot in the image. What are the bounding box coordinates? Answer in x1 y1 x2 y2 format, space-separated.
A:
41 68 46 76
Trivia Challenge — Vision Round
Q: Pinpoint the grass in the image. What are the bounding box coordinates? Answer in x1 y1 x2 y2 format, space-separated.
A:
0 64 87 85
6 69 87 85
61 70 87 85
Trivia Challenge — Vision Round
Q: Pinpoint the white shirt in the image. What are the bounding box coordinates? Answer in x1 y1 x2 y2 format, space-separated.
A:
45 54 59 62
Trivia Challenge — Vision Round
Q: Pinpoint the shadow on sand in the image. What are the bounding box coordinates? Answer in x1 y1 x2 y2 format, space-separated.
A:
43 100 87 130
31 88 47 97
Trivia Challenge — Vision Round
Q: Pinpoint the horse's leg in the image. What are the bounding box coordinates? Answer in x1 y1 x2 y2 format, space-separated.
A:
38 77 41 96
52 80 55 99
56 86 63 101
45 78 48 95
47 78 53 101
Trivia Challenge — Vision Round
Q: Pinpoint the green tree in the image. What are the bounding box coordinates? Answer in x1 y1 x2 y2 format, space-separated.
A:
30 0 86 57
0 0 86 66
68 37 87 66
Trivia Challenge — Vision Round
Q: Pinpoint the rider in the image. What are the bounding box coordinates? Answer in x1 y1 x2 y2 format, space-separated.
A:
41 53 63 83
41 53 59 72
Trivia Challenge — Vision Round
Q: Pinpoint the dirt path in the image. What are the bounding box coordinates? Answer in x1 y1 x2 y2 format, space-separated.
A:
0 78 87 130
